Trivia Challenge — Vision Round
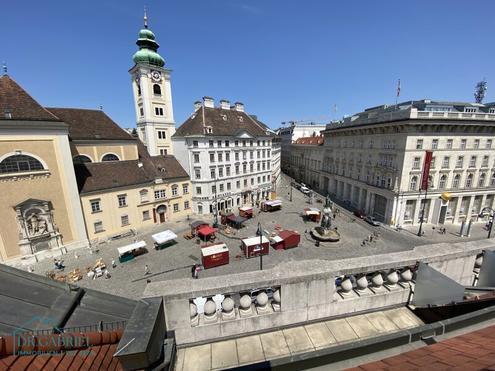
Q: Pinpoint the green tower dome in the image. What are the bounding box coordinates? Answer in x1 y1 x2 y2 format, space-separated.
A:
132 13 165 67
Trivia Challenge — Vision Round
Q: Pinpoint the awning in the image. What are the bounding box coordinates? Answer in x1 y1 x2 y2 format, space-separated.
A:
278 230 299 239
152 230 178 245
227 215 247 224
191 220 208 229
242 236 270 246
197 226 217 236
265 200 282 207
201 243 229 257
304 207 320 215
239 206 253 212
117 240 146 256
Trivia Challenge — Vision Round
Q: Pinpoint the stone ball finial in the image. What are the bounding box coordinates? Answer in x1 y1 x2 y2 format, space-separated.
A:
356 275 368 291
204 300 216 315
341 277 353 292
222 297 234 313
190 303 198 318
273 289 281 303
400 268 413 282
256 292 269 307
386 270 399 286
240 294 252 309
371 272 383 287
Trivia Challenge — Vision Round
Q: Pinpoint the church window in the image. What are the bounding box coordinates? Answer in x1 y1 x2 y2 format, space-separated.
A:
157 130 166 139
153 84 162 96
159 149 167 155
137 83 141 96
154 107 164 116
0 154 44 174
139 107 144 116
73 155 92 165
102 153 120 162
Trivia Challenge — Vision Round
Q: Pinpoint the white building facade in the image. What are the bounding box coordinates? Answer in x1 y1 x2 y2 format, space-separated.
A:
286 137 324 190
172 98 277 215
321 100 495 227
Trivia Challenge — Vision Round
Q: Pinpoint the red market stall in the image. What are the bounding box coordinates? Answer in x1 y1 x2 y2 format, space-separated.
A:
239 206 254 219
197 225 217 242
303 207 321 222
191 220 208 236
270 230 301 250
241 236 270 258
261 199 282 212
201 243 229 269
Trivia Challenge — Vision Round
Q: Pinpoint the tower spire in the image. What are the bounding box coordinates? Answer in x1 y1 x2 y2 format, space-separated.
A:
144 6 148 28
2 62 7 75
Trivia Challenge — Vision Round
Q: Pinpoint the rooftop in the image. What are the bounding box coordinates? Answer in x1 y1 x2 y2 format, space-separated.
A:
294 135 324 145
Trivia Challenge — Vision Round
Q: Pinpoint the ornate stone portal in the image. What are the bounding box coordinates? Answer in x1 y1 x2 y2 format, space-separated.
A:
310 195 341 242
15 199 62 255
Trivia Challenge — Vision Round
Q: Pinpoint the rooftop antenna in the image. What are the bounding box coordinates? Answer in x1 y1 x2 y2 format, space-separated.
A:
143 6 148 28
2 62 7 75
474 79 488 104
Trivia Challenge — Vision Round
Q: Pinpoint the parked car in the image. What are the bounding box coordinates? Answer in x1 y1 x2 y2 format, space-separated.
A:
353 210 366 219
300 186 311 195
364 216 381 226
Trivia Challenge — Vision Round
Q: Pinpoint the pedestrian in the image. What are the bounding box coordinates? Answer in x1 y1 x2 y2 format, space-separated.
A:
191 264 197 278
104 269 111 279
27 265 34 273
111 259 116 268
144 264 150 275
194 264 201 279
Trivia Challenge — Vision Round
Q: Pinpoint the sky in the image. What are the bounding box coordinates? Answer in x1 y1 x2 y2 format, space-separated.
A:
2 0 494 129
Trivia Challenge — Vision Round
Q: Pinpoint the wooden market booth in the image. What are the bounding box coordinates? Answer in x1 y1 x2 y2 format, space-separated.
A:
302 207 321 222
152 230 178 250
239 206 254 219
201 243 229 269
241 236 270 258
226 214 247 229
270 230 301 250
197 225 217 242
117 240 147 263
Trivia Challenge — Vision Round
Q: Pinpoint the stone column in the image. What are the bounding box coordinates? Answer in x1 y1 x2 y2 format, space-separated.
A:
466 195 474 220
413 199 421 225
453 196 463 224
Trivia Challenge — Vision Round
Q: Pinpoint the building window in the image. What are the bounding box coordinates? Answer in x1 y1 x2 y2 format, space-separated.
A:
464 107 477 113
139 107 144 116
143 210 151 220
102 153 120 162
173 203 179 213
409 176 418 191
460 139 467 149
184 201 190 209
486 139 493 149
193 141 198 148
225 140 230 147
439 175 447 189
218 152 223 162
243 164 247 173
491 173 495 186
432 139 438 149
154 189 166 199
117 195 127 207
171 185 178 196
257 176 260 184
225 152 230 161
250 163 254 172
235 152 239 161
235 165 239 175
250 140 253 147
182 184 189 194
157 130 166 139
210 153 215 162
227 182 231 190
244 179 248 187
490 108 495 114
226 167 231 176
430 157 435 168
210 169 215 179
121 215 129 226
219 184 224 192
416 139 423 149
90 199 101 213
218 167 224 177
236 180 240 188
153 84 161 95
94 221 103 233
209 140 214 147
154 107 164 116
479 173 486 188
469 156 477 168
482 155 489 167
195 169 201 180
212 185 216 193
446 139 453 149
412 157 421 169
159 149 167 155
442 156 450 169
251 178 254 185
235 140 239 147
242 140 246 147
196 186 202 195
456 156 464 168
140 190 149 203
474 139 480 149
452 174 460 189
193 153 200 163
465 173 473 188
73 155 92 165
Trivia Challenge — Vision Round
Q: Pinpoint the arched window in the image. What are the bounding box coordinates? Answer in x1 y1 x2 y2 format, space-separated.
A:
439 175 447 189
409 176 418 191
453 174 460 189
465 173 473 188
101 154 120 162
139 189 149 203
137 82 141 96
153 84 161 96
171 184 178 196
0 154 44 174
73 155 92 165
478 173 486 188
428 175 434 189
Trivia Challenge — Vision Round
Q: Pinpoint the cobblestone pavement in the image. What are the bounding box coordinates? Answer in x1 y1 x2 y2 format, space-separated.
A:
28 173 491 299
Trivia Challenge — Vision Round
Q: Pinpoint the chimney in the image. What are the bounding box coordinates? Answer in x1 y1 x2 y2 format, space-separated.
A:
203 96 214 108
194 101 202 111
234 102 244 112
219 99 230 110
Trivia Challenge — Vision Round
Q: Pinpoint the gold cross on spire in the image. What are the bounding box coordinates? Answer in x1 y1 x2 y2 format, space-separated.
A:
144 6 148 28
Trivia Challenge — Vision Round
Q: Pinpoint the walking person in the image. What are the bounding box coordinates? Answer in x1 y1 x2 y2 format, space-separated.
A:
194 264 201 279
111 259 116 268
144 264 150 275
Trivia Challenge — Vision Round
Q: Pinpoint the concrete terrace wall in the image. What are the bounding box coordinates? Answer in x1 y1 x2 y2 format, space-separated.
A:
143 239 495 345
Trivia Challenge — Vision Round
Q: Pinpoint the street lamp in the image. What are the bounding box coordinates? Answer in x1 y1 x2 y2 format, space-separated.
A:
212 173 218 228
256 222 264 270
479 207 495 239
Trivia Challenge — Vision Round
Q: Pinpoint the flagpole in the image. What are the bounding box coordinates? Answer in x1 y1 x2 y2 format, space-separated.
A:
395 79 401 110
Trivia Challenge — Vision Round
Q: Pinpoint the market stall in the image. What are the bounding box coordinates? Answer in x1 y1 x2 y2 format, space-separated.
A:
226 214 247 229
239 206 254 219
197 225 217 242
302 207 321 222
241 236 270 258
261 199 282 212
201 243 229 269
152 230 178 250
117 240 147 263
190 220 208 236
270 230 301 250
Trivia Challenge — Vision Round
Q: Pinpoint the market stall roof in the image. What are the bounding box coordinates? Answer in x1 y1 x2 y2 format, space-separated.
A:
239 206 253 212
265 199 282 207
191 220 208 229
197 225 217 236
152 230 178 245
271 235 283 243
117 240 146 256
279 230 300 239
242 236 270 246
304 207 321 215
201 243 229 257
227 214 247 223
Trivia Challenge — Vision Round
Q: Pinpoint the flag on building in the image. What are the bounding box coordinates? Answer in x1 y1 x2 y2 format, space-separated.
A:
420 151 433 191
396 79 401 98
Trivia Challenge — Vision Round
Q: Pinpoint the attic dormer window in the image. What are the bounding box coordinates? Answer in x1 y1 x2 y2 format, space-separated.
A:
464 107 477 113
221 114 227 121
238 116 244 122
4 109 12 119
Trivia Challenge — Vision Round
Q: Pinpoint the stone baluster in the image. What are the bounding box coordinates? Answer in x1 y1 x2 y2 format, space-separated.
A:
339 276 354 298
256 291 270 314
221 296 235 320
474 253 484 274
239 294 253 317
370 271 384 292
272 289 281 312
399 267 413 287
203 299 218 324
385 270 399 290
190 302 199 326
355 274 369 295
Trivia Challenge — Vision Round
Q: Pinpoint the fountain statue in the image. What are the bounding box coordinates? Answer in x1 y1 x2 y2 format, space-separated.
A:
310 194 341 242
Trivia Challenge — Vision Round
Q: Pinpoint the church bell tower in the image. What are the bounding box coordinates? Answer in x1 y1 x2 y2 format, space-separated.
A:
129 11 175 156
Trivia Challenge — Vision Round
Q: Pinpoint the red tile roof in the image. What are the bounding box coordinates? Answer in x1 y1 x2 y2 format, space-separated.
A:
0 75 60 122
294 136 324 145
349 324 495 370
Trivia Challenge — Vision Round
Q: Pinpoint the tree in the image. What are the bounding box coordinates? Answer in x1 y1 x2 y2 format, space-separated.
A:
474 79 488 103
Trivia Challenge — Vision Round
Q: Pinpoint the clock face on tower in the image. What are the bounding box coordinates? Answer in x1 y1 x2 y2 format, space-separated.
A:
151 71 161 82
